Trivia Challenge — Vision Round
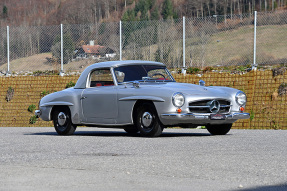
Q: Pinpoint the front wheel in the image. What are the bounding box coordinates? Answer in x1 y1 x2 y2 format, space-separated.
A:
135 103 164 137
206 124 232 135
52 107 77 135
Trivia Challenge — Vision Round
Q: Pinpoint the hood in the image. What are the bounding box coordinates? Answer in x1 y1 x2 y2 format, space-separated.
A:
136 82 236 100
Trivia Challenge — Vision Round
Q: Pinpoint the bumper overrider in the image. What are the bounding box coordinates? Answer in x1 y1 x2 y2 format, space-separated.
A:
35 110 41 118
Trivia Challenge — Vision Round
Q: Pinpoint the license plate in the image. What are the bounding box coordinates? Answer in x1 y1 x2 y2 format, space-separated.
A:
210 114 226 120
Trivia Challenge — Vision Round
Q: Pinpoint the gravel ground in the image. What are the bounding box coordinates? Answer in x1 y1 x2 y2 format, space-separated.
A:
0 127 287 191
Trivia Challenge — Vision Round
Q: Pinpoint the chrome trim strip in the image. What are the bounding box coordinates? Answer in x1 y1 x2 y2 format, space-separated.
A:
188 105 232 108
81 122 133 126
188 106 210 108
220 105 232 108
119 96 165 102
40 101 74 107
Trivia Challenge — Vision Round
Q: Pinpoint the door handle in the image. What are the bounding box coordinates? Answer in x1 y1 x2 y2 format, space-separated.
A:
80 96 87 100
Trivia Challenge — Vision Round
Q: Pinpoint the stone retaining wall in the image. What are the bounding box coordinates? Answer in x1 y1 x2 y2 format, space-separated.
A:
0 70 286 129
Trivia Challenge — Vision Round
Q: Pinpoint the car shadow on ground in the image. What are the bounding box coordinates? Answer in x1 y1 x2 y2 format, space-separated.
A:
235 183 287 191
27 130 212 137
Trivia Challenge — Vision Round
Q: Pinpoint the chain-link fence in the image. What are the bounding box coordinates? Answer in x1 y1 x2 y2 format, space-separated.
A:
0 27 7 74
62 22 120 73
122 19 184 69
0 25 61 74
256 11 287 65
0 11 286 74
185 13 254 69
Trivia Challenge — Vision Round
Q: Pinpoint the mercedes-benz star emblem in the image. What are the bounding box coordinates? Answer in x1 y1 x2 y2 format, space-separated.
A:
208 100 220 113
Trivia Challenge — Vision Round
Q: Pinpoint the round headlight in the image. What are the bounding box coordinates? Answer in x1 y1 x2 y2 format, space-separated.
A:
172 92 185 107
236 91 247 106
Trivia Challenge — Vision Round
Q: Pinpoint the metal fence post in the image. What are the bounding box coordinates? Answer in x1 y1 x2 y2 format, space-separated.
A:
182 17 186 74
120 20 122 61
6 26 10 76
60 24 64 76
252 11 257 71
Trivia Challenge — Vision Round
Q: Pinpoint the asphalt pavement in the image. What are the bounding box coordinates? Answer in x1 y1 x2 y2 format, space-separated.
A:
0 127 287 191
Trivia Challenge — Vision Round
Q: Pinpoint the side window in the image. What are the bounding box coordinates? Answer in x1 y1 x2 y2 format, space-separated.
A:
89 69 114 87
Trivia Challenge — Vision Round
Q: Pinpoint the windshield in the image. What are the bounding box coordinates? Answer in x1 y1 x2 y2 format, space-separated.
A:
114 65 175 83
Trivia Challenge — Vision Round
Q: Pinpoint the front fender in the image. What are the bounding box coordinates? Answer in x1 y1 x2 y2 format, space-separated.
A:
39 101 74 122
115 96 165 125
38 106 53 121
38 88 83 124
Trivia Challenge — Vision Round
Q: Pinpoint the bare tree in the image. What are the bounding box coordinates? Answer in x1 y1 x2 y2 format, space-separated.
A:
104 0 110 19
213 0 218 15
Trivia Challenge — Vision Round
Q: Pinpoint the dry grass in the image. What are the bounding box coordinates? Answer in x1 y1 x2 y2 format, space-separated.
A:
0 53 54 72
0 53 99 73
185 24 287 66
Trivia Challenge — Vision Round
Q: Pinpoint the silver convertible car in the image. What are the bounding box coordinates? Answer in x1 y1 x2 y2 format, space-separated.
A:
35 60 249 137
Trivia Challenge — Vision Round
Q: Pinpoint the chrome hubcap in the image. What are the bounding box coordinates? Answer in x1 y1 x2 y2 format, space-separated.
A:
142 112 153 127
58 112 67 126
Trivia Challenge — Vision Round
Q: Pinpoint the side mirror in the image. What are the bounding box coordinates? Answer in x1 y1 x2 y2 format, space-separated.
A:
199 80 205 86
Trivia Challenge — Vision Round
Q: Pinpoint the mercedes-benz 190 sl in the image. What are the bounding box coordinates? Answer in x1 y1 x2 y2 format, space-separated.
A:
35 60 249 137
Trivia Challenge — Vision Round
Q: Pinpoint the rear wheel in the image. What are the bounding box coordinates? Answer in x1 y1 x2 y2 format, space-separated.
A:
206 124 232 135
135 103 164 137
52 107 77 135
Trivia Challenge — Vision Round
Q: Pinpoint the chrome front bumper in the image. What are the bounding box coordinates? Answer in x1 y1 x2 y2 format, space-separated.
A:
161 112 250 120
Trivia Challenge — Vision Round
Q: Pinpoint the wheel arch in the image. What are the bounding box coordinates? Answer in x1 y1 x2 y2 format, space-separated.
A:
51 105 77 135
132 100 156 124
132 100 164 137
50 105 71 121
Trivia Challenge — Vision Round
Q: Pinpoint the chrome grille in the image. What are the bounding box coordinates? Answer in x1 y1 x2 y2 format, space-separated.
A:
188 100 231 114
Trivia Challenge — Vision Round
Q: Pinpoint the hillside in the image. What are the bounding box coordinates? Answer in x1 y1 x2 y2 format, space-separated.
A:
0 0 286 27
1 24 285 73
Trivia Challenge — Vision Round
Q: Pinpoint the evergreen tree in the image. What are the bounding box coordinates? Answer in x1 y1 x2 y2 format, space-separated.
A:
122 11 130 21
154 48 161 62
52 33 74 64
151 7 160 20
2 5 8 18
122 9 137 49
122 9 136 21
152 25 158 44
99 23 106 35
162 0 173 19
135 0 149 20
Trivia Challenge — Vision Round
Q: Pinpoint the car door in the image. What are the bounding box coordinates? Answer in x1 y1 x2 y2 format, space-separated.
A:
81 68 118 124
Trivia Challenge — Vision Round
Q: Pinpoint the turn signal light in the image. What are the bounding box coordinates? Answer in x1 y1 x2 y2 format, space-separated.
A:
240 107 245 112
177 108 182 113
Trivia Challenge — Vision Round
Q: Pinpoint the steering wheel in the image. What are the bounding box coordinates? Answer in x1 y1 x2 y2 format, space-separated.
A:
151 73 166 79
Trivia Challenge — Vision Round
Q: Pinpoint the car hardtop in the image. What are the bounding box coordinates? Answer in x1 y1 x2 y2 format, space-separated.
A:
74 60 166 89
